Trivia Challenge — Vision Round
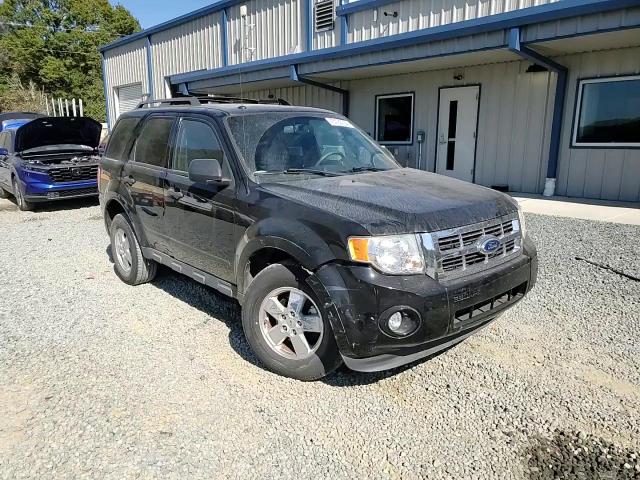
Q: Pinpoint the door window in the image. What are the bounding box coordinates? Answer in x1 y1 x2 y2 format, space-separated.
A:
106 117 141 161
131 117 174 167
172 119 225 174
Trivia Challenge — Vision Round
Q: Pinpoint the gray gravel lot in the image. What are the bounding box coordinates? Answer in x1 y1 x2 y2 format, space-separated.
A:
0 197 639 480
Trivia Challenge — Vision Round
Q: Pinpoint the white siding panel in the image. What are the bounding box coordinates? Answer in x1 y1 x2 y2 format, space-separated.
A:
151 13 223 98
348 0 562 42
103 39 148 123
243 83 346 113
227 0 303 65
556 46 640 202
347 60 552 193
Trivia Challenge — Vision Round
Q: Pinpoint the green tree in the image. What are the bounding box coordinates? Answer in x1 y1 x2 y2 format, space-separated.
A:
0 0 141 121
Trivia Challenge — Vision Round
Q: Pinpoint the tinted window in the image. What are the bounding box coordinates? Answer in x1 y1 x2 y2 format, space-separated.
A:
105 117 140 160
132 117 174 167
226 113 399 180
376 94 414 144
173 120 224 173
575 76 640 146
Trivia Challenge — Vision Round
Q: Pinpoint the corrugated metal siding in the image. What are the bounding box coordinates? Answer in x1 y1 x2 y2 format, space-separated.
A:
151 13 223 97
227 0 303 65
103 39 148 123
556 46 640 202
522 6 640 42
243 83 347 112
348 60 552 193
348 0 561 43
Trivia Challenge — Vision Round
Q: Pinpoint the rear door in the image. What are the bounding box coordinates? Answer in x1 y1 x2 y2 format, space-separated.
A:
122 115 175 253
163 116 237 281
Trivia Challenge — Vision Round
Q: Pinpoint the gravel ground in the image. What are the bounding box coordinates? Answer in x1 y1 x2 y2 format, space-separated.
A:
0 197 639 480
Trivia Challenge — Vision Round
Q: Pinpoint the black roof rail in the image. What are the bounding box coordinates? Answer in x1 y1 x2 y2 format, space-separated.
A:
136 97 201 109
136 96 290 109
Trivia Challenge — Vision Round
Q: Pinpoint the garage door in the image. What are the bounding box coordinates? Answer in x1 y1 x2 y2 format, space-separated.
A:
116 83 143 118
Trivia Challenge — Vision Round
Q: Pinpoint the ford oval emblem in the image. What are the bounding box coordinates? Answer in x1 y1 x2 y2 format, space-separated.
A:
478 236 502 255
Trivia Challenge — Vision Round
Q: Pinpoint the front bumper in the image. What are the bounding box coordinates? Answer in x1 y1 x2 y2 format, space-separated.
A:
309 238 538 372
22 178 98 202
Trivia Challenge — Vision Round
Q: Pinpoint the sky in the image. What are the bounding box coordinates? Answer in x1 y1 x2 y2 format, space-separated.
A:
110 1 216 29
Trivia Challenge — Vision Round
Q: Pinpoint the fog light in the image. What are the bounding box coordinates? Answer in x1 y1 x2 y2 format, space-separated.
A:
380 307 421 338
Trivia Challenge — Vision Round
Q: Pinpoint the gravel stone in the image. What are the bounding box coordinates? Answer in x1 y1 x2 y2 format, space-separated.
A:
0 197 638 479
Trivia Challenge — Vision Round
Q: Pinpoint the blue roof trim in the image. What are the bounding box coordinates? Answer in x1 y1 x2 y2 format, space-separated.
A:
171 0 637 84
100 0 237 52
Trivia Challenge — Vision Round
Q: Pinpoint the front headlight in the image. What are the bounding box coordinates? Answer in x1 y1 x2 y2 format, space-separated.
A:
517 204 527 239
348 234 424 275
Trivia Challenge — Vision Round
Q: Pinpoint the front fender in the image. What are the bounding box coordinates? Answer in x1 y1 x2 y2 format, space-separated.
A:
235 217 340 296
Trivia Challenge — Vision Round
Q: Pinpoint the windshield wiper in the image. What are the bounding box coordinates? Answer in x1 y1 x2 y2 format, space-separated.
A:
256 168 341 177
342 166 387 173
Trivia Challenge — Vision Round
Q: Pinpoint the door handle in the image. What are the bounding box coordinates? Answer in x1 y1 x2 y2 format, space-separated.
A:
123 176 136 186
168 187 184 200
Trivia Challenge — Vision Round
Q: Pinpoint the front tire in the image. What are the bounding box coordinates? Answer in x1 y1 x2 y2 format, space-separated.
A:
242 263 342 381
12 178 34 211
109 213 157 285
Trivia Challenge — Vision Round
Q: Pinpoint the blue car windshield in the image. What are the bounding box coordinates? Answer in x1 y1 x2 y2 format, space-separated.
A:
225 113 399 181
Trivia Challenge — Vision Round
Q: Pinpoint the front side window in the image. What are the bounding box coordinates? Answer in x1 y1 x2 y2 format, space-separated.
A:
573 76 640 147
376 93 414 144
226 113 399 182
173 120 224 173
131 117 174 167
105 117 140 161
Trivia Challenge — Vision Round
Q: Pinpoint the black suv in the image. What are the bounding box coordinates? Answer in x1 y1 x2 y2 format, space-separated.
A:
99 97 537 381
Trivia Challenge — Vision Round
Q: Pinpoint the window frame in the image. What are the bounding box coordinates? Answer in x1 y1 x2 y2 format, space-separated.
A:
170 117 226 176
571 74 640 149
129 114 176 169
374 92 415 146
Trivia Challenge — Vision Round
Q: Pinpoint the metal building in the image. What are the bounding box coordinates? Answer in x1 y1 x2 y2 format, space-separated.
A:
100 0 640 201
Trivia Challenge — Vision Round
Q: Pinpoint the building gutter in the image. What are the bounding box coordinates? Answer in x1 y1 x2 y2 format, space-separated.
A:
145 36 155 100
508 27 566 197
101 53 111 130
290 65 350 117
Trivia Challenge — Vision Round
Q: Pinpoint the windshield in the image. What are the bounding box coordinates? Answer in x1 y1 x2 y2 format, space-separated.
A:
226 113 400 181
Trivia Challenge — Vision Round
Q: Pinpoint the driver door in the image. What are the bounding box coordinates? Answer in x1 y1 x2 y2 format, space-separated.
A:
163 116 237 282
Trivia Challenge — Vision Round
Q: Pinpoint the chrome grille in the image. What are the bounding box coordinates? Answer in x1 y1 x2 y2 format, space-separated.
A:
421 214 522 281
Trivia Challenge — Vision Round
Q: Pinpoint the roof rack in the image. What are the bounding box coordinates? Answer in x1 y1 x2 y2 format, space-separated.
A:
136 96 290 109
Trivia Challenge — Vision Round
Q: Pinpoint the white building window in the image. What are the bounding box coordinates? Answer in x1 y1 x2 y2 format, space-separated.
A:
573 75 640 148
375 93 414 145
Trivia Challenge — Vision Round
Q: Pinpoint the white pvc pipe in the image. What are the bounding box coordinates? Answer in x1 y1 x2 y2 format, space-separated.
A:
79 99 84 117
65 99 70 116
72 98 77 117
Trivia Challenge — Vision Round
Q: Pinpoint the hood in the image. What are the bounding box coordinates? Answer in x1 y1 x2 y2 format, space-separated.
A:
14 117 102 152
261 168 518 235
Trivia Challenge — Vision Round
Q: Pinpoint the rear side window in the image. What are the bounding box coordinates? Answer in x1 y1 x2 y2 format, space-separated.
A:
105 117 140 160
172 120 224 173
132 117 174 167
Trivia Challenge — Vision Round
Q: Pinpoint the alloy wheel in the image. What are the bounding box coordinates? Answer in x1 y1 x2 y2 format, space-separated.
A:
258 287 324 360
114 228 133 275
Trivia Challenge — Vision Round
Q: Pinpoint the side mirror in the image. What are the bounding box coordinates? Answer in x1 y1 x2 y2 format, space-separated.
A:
188 158 230 186
0 147 8 157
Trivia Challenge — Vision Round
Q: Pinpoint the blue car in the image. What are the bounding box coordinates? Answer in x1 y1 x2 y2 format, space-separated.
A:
0 117 102 211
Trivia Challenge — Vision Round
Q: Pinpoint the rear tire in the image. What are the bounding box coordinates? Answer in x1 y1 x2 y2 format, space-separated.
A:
109 213 157 285
12 178 34 211
242 263 342 381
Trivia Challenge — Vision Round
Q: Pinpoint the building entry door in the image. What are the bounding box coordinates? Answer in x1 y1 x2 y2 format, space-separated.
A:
435 86 479 183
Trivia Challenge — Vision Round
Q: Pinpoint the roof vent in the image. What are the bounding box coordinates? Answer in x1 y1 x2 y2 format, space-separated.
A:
314 0 335 32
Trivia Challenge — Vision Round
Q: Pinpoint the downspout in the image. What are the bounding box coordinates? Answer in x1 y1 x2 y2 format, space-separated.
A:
290 65 350 117
508 27 566 197
101 52 111 130
145 36 155 100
